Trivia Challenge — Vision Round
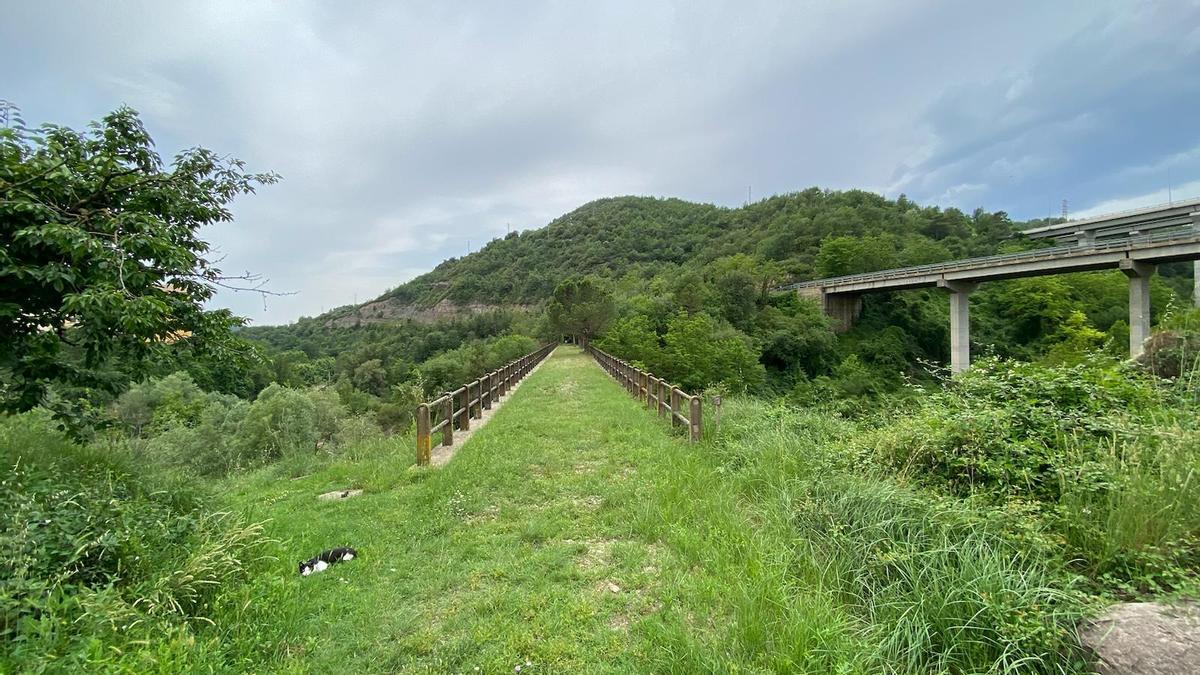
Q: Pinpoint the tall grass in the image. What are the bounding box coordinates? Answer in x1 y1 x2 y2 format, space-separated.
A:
1055 424 1200 595
670 350 1200 671
0 412 279 672
698 397 1090 672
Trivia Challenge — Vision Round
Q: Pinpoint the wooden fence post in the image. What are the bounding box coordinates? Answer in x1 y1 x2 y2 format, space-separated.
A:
647 376 657 411
689 396 702 442
460 386 471 431
670 387 681 428
442 397 453 447
482 373 492 410
416 403 431 465
658 381 667 418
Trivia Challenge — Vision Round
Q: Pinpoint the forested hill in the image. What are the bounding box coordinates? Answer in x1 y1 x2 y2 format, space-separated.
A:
329 188 1029 321
242 186 1191 407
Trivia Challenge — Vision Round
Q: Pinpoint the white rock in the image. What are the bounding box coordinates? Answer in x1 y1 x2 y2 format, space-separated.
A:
1080 601 1200 674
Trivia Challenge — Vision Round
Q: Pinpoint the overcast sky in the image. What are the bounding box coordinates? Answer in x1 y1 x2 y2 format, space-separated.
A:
5 1 1200 324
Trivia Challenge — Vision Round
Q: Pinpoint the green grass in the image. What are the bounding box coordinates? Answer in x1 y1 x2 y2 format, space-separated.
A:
214 347 772 672
201 347 1088 672
5 347 1116 672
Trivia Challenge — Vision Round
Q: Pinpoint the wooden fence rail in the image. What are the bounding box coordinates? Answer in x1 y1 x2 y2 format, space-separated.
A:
415 343 556 465
585 344 702 442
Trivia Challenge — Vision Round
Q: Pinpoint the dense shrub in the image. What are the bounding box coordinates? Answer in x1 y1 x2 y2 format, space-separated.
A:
418 334 538 395
861 354 1200 596
113 371 218 435
1138 307 1200 381
120 373 382 476
867 356 1161 500
706 397 1087 672
0 412 267 671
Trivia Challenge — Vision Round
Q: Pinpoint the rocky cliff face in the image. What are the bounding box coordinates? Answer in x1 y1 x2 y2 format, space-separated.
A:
325 298 532 327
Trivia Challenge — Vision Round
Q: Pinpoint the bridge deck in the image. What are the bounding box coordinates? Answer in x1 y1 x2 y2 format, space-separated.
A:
780 230 1200 296
1021 197 1200 241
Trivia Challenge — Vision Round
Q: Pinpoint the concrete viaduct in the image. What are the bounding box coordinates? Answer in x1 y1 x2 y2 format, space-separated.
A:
780 198 1200 373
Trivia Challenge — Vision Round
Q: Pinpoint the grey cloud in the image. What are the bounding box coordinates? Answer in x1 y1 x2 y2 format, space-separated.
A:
4 0 1197 323
890 2 1200 213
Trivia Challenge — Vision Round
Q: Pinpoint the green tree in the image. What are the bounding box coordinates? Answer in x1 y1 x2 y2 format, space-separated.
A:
0 105 276 418
662 312 764 392
814 235 899 278
711 267 758 330
596 315 664 371
351 358 389 397
756 300 837 378
547 277 615 346
1041 310 1108 365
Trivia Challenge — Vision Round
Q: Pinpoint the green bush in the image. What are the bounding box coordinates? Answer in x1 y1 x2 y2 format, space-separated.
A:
113 371 214 435
868 356 1161 500
144 398 250 476
705 397 1088 672
661 312 764 392
0 412 268 671
862 353 1200 597
125 375 370 477
418 334 539 395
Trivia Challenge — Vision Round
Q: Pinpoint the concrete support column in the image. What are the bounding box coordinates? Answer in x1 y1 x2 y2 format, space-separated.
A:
1193 260 1199 308
823 291 863 333
938 279 976 374
1193 215 1200 308
1120 259 1156 358
1076 230 1095 247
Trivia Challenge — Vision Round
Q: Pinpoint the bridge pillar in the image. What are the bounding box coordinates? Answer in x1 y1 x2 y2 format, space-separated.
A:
824 292 863 332
1193 216 1200 308
1194 260 1199 308
797 287 861 332
937 279 976 374
1120 260 1155 358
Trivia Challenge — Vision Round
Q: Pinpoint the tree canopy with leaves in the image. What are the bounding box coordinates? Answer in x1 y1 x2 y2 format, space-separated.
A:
0 104 276 417
547 277 615 346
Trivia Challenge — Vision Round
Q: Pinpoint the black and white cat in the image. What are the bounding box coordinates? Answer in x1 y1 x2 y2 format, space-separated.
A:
298 547 358 576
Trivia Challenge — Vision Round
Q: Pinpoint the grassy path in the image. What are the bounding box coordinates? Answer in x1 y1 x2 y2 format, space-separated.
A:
220 347 796 673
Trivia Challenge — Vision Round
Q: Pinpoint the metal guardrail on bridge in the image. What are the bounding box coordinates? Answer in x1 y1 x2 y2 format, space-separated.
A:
779 229 1200 292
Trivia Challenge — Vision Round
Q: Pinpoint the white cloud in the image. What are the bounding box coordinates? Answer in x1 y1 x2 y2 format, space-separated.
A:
1072 180 1200 219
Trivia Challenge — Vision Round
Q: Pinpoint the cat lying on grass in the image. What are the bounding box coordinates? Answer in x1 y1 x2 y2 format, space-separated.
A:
298 547 358 576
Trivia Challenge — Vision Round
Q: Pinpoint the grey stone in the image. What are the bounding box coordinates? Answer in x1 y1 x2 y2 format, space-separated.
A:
1080 602 1200 674
317 488 363 501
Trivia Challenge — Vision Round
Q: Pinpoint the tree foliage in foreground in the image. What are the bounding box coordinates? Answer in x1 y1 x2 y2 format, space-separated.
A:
0 105 276 417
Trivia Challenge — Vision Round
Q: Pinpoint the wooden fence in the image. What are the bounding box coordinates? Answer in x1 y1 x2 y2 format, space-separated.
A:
585 345 702 442
415 343 556 465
